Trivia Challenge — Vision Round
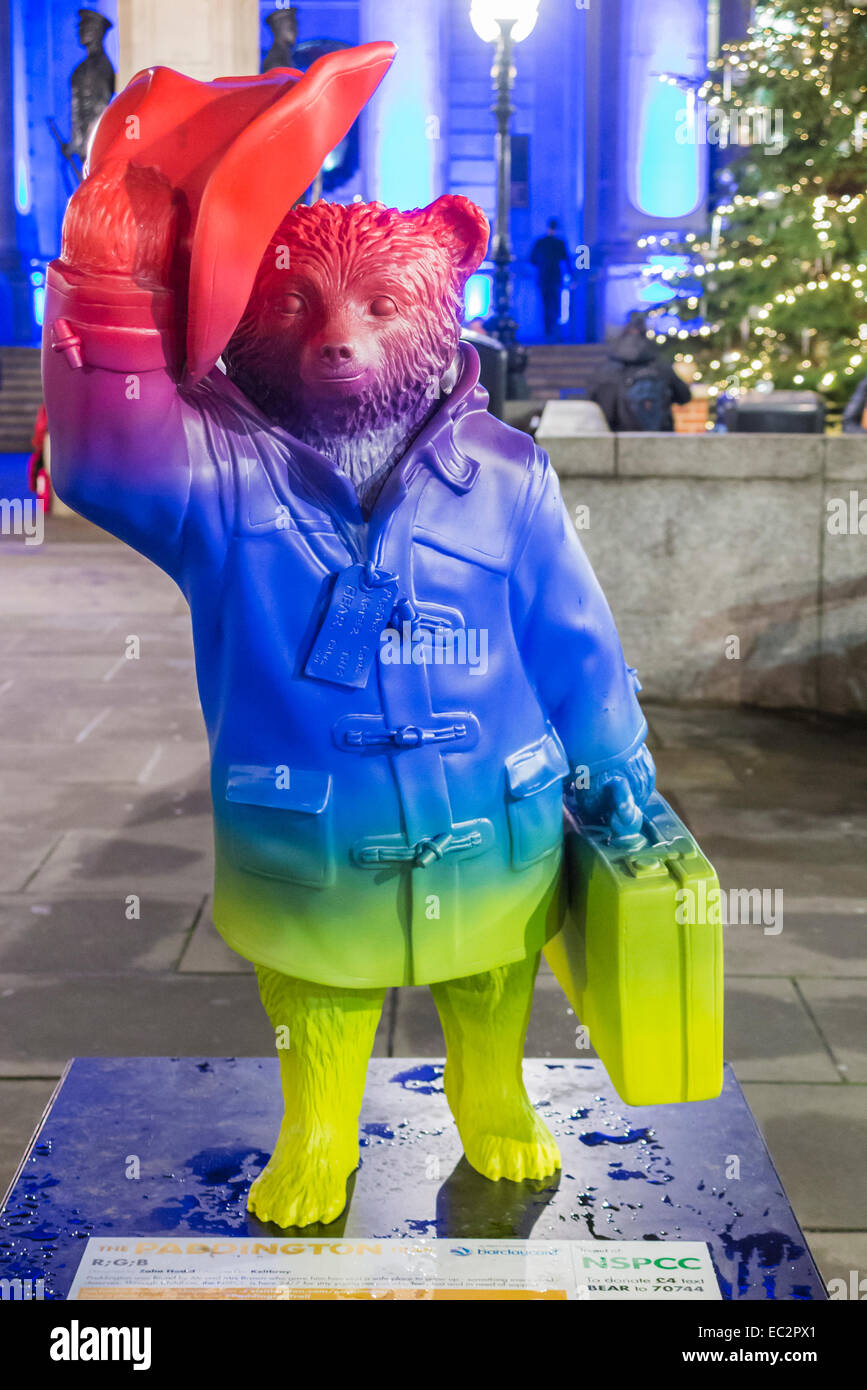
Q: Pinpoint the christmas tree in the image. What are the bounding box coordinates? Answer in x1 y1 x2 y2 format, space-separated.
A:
640 2 867 416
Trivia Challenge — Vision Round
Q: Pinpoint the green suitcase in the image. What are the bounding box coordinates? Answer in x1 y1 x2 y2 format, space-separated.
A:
544 792 724 1105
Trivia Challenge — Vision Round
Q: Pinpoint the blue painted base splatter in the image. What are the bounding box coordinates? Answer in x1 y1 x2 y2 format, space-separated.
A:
0 1058 824 1300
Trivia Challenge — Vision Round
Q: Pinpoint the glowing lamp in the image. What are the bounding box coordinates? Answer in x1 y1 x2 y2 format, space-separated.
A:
469 0 540 43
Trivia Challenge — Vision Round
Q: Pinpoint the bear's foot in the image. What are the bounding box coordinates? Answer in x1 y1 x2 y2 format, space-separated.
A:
462 1115 561 1183
449 1079 562 1183
247 1134 356 1228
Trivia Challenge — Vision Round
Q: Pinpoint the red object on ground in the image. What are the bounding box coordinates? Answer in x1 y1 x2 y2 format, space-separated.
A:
27 403 51 510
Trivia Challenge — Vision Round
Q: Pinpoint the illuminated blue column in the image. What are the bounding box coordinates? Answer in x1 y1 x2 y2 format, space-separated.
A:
0 0 21 341
586 0 708 336
359 0 448 209
623 0 707 221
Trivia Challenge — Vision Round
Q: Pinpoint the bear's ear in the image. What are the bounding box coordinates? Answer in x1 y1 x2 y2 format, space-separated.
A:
418 195 490 283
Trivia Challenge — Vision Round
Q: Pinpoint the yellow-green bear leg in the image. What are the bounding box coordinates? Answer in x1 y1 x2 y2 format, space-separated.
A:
248 966 386 1228
430 952 561 1183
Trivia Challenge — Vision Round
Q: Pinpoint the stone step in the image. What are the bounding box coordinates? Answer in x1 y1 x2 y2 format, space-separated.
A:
0 348 43 451
523 343 608 399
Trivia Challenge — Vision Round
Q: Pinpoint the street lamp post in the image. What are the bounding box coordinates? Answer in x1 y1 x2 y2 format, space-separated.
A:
470 1 540 398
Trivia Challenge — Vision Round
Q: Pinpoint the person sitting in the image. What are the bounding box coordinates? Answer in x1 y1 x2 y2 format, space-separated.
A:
590 318 691 432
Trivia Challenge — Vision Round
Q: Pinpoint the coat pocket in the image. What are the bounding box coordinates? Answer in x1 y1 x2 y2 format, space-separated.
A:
505 732 569 869
224 765 335 887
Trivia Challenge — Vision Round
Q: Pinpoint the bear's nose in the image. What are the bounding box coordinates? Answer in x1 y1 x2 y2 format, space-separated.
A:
319 342 355 364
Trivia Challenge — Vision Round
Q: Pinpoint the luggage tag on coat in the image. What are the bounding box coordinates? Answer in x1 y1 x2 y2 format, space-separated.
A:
305 562 400 689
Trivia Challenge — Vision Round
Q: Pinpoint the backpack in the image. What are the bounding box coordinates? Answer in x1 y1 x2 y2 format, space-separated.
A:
617 365 670 431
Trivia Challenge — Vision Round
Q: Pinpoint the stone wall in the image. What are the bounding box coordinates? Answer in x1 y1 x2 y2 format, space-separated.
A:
546 432 867 716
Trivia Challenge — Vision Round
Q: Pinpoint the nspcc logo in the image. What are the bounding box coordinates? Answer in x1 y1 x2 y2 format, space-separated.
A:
581 1254 704 1270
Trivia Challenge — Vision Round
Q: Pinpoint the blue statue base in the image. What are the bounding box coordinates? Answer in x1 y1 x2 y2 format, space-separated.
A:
0 1058 823 1300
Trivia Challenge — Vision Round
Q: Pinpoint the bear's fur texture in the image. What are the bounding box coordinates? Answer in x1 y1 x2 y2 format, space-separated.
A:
61 159 180 286
223 197 489 508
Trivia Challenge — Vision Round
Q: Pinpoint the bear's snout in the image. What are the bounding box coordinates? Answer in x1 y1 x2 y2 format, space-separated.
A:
300 328 376 396
318 342 355 366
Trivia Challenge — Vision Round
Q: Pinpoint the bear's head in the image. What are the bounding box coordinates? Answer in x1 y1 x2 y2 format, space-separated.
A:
223 195 489 498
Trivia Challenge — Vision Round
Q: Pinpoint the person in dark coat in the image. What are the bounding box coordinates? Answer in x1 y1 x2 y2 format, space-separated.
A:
842 373 867 433
529 217 572 339
590 320 691 432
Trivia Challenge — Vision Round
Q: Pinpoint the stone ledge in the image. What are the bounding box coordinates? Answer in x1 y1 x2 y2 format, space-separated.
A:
538 428 867 483
538 435 616 476
553 464 862 715
824 434 867 482
616 432 825 479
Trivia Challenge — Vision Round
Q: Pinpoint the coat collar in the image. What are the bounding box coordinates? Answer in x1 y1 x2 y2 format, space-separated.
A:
197 341 488 526
399 342 487 495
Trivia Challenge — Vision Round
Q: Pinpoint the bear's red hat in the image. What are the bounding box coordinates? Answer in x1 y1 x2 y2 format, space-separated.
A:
87 42 396 383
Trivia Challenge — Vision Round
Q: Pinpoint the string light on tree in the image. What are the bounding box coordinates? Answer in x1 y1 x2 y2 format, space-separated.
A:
640 1 867 407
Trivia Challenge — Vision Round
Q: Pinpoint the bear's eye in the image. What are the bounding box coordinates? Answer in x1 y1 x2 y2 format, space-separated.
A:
278 293 306 315
370 296 398 318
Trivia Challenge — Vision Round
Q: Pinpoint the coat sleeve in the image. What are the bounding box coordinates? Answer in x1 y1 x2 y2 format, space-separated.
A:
42 261 193 580
509 453 647 779
42 263 229 586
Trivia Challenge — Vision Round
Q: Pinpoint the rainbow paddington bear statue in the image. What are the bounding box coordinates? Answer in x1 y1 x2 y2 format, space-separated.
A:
42 44 697 1229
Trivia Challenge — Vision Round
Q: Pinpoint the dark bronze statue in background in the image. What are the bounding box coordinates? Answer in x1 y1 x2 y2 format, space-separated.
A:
64 9 115 168
262 8 299 73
